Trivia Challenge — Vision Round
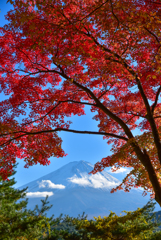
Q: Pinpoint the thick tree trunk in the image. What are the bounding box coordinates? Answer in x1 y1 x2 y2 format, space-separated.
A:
142 149 161 207
131 142 161 206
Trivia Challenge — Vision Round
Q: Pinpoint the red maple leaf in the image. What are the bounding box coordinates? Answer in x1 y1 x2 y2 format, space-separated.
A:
1 0 161 205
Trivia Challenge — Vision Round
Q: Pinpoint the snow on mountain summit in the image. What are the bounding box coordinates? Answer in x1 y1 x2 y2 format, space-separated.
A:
67 161 120 189
19 160 120 193
18 160 155 219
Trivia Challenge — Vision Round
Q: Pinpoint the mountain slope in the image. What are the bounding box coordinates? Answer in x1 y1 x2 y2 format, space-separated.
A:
18 160 157 219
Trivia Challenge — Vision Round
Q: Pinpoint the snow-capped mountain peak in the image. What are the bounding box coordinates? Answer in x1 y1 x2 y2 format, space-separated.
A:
18 160 155 219
19 160 120 192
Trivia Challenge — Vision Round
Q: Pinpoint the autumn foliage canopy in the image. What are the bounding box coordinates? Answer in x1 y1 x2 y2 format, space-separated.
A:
1 0 161 204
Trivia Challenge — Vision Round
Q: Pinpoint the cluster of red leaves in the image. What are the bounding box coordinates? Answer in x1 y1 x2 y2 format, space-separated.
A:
90 131 161 198
0 0 161 198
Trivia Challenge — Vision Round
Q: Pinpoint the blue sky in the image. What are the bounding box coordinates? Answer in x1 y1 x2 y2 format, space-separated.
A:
0 1 144 190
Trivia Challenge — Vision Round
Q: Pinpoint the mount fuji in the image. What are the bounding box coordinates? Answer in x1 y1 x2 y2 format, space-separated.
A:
18 160 159 219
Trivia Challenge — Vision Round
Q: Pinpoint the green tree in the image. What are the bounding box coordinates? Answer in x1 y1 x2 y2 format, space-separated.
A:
0 164 57 240
46 201 161 240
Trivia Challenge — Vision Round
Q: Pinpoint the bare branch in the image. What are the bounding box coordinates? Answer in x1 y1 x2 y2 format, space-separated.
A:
60 100 96 106
23 128 128 141
0 128 128 147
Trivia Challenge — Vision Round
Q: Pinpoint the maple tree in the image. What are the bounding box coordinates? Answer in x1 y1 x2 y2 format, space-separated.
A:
0 0 161 205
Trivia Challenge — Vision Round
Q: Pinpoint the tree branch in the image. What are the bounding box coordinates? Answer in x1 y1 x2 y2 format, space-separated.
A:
21 100 96 127
151 85 161 114
71 80 134 139
0 128 128 147
76 0 110 22
81 29 161 163
24 128 128 140
58 100 96 106
21 101 61 126
0 98 50 114
154 115 161 119
144 27 160 44
110 0 119 30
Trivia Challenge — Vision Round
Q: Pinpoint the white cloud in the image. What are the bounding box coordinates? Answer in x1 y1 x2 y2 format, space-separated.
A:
26 191 54 198
69 177 90 187
37 180 65 189
107 167 131 174
68 173 120 189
